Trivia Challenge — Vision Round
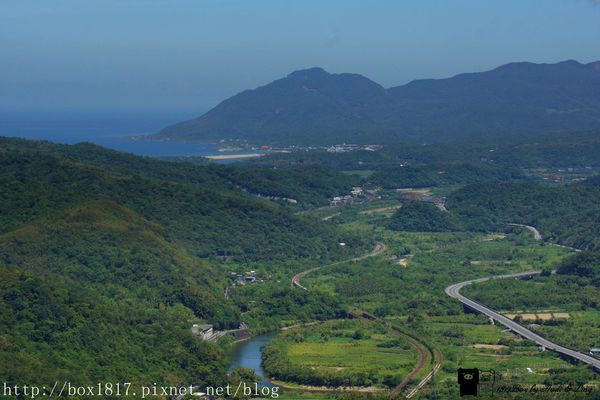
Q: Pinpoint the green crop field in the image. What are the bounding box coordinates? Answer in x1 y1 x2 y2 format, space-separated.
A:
425 315 576 385
284 191 599 398
263 319 419 390
287 325 416 377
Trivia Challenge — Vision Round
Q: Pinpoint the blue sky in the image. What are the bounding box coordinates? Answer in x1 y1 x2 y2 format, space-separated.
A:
1 0 600 112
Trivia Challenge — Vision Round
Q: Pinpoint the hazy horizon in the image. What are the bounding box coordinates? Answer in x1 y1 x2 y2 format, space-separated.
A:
2 0 600 113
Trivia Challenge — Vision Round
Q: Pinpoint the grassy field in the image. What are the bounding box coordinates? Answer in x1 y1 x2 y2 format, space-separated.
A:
539 310 600 351
233 183 598 398
287 323 416 379
263 319 419 390
290 196 599 398
305 199 403 224
424 314 576 384
464 272 600 353
301 226 570 317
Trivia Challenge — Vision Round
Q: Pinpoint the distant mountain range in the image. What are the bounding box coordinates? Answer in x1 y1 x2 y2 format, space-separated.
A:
156 60 600 145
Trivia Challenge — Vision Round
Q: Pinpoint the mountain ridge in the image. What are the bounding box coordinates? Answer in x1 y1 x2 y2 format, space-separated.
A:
157 60 600 145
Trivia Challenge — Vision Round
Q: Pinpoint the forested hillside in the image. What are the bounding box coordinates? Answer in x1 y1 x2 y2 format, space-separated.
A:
210 164 359 207
557 251 600 287
387 202 460 232
0 137 357 209
446 180 600 250
0 200 232 386
0 138 365 259
0 137 367 388
369 162 524 189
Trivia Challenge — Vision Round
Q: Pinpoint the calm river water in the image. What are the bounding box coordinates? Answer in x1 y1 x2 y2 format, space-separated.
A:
228 332 276 386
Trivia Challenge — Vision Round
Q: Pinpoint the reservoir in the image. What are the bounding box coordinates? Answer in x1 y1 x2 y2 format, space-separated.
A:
228 332 276 386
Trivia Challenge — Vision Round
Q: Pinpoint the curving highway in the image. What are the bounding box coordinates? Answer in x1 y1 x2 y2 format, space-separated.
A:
508 223 542 240
445 271 600 371
508 223 581 252
292 242 387 290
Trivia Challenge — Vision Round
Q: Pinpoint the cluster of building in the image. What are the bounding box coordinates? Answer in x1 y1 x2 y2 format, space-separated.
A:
326 144 383 153
528 166 594 184
542 175 587 184
329 186 381 207
192 322 250 343
229 270 261 285
215 140 385 156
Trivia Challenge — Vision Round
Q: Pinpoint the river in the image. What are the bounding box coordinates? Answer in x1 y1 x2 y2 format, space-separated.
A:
227 332 276 386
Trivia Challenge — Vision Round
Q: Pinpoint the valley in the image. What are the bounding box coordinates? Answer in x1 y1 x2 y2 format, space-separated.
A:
228 180 599 398
1 135 598 399
4 3 600 399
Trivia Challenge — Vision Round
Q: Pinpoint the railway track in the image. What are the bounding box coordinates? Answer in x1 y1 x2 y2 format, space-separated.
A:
292 243 443 399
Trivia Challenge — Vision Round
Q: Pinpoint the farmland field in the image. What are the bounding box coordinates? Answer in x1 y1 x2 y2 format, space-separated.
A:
262 319 419 390
290 198 598 398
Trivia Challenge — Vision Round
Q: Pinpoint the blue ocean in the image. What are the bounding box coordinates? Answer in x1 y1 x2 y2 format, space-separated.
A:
0 109 241 158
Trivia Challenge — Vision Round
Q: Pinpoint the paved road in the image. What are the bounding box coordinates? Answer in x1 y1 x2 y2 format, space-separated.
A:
508 223 542 240
292 242 387 290
445 271 600 371
509 223 581 252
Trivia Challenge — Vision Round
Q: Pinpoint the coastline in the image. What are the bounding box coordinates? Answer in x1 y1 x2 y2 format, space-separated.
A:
205 153 265 160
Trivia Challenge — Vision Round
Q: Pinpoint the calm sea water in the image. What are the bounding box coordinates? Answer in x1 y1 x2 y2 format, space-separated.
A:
0 109 242 158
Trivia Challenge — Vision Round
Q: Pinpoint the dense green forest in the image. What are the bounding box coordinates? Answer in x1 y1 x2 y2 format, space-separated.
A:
387 202 460 232
0 137 369 391
0 200 231 388
371 175 600 252
0 138 367 260
0 137 358 209
211 164 359 207
235 286 348 334
446 180 600 250
368 162 524 189
557 250 600 285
